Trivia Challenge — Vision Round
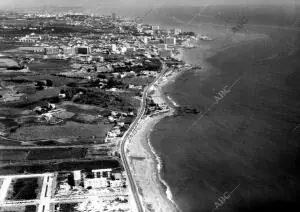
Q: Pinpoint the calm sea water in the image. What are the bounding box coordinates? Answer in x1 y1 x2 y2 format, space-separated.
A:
148 6 300 212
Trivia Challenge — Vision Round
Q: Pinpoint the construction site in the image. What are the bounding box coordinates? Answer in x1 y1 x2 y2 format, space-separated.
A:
0 167 133 212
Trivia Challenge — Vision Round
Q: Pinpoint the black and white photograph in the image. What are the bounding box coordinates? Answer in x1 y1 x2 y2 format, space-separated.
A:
0 0 299 211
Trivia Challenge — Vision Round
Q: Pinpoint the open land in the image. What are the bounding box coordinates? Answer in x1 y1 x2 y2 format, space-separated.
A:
0 148 87 162
6 177 43 200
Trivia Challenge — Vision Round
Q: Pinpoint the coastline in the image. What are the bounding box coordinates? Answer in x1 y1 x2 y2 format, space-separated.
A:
131 27 288 212
125 61 186 212
125 31 264 211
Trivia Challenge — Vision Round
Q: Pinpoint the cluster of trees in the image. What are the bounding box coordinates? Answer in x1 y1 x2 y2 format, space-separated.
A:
67 77 128 90
113 59 162 73
4 78 32 83
6 65 24 70
60 87 134 112
35 79 53 90
104 54 124 62
105 78 128 89
179 31 196 36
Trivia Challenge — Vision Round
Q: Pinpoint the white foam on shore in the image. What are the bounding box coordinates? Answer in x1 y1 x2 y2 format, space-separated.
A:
167 95 180 107
146 129 183 212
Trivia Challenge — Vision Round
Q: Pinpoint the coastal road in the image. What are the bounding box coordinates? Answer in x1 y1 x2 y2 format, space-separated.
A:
120 62 167 212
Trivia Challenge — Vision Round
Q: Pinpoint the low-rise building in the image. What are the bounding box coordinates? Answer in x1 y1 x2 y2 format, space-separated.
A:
45 47 60 55
171 28 181 35
19 33 49 43
63 47 76 55
151 25 160 30
75 46 91 55
84 178 108 188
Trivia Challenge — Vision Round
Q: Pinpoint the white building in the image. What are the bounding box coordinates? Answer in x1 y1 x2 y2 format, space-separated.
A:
32 47 45 53
84 178 108 188
45 47 60 55
83 168 112 188
110 180 123 188
171 28 181 35
119 46 127 54
73 170 81 181
19 33 42 43
111 44 117 52
152 25 160 30
143 37 148 44
63 47 76 55
19 36 36 43
108 116 115 122
91 168 112 178
73 170 81 186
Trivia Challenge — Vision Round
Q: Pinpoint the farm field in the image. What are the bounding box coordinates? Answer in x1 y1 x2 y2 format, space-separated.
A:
6 177 43 200
9 121 111 141
0 150 29 161
27 148 87 160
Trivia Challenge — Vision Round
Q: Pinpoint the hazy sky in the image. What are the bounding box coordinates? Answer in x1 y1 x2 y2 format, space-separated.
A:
0 0 297 9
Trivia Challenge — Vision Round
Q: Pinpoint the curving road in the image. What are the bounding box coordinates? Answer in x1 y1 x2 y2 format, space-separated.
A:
120 62 167 212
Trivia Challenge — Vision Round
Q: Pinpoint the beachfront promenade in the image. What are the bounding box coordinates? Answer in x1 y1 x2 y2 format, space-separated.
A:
120 62 167 212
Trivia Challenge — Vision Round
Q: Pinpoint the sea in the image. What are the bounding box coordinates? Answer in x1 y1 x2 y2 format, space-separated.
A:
142 4 300 212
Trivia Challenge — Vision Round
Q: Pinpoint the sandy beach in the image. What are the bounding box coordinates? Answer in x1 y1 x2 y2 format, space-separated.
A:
125 64 184 212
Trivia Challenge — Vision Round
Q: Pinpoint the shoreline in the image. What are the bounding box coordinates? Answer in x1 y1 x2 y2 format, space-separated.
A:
126 111 178 211
145 68 185 211
126 36 208 211
125 59 187 212
136 29 276 212
146 127 182 211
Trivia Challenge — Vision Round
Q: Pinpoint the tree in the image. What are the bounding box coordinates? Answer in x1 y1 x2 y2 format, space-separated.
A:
45 80 53 87
97 73 107 79
67 174 75 187
106 78 116 88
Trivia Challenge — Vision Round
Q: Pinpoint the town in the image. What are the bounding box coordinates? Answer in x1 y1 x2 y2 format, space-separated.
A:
0 9 203 212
